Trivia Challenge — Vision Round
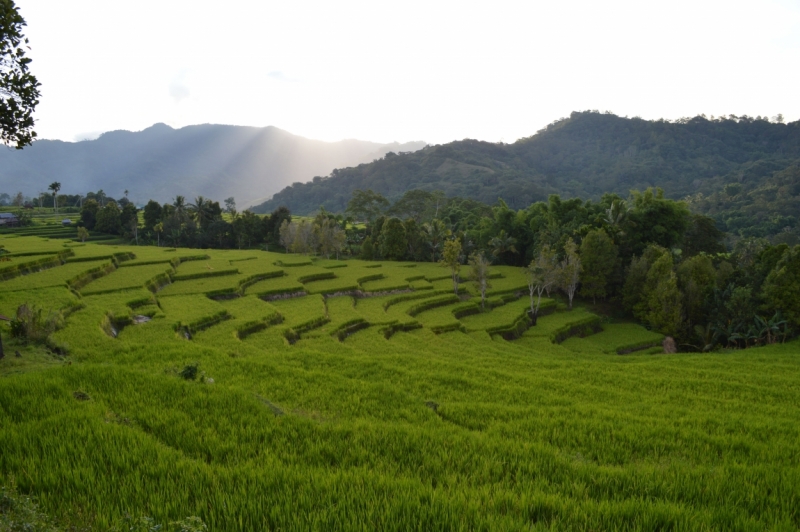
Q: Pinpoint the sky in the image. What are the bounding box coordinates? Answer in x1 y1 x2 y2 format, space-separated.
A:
14 0 800 146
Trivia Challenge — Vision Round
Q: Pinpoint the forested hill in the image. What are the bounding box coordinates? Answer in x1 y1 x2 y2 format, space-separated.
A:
252 111 800 219
0 123 426 207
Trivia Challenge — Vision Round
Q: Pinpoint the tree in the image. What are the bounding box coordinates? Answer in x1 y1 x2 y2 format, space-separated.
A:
80 199 99 230
682 214 725 257
172 195 187 221
488 229 518 264
643 253 683 337
557 238 581 310
119 202 137 231
346 189 389 223
190 196 220 231
625 188 691 256
266 206 291 246
524 244 558 324
468 252 491 309
378 217 407 260
622 245 669 317
224 197 237 217
142 200 163 231
124 208 140 245
440 239 462 295
763 245 800 327
579 228 617 303
423 219 450 262
278 219 293 253
94 202 121 234
677 254 716 327
11 191 22 207
387 189 444 223
48 182 61 213
0 0 40 148
360 238 374 260
76 226 89 243
153 222 163 247
315 218 346 259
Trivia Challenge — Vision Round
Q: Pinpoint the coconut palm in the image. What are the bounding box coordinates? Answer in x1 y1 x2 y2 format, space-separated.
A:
423 219 450 262
489 230 517 263
48 182 61 213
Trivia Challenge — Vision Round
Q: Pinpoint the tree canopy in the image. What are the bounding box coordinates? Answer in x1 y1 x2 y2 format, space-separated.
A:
0 0 40 148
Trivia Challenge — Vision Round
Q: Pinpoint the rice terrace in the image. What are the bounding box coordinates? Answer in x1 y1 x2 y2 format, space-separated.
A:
2 1 800 529
1 226 799 530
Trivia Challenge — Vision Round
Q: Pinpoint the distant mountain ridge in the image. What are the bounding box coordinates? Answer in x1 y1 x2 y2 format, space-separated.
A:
252 112 800 219
0 123 427 206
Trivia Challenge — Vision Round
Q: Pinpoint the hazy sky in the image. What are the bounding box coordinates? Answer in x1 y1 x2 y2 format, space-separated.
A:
15 0 800 145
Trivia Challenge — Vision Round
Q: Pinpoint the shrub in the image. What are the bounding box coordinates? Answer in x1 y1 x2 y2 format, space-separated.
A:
9 304 63 345
179 363 200 380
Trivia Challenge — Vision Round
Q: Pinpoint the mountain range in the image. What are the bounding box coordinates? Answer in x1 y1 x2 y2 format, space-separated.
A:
0 123 427 207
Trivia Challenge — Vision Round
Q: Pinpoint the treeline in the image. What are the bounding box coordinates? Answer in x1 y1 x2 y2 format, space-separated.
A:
344 188 798 351
78 195 291 249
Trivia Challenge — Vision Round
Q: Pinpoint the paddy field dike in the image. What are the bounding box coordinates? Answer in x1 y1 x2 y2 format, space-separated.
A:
0 232 798 531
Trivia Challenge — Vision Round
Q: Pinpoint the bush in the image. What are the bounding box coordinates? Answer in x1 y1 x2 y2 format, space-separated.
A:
179 363 199 380
9 304 63 345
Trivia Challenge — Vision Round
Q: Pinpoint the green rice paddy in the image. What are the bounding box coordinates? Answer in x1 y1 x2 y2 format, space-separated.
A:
1 234 799 531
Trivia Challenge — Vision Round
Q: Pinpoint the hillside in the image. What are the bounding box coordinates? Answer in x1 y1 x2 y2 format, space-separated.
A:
0 123 426 207
253 112 800 230
1 234 799 529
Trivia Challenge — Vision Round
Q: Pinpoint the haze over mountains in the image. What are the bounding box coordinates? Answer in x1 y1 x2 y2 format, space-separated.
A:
0 123 427 207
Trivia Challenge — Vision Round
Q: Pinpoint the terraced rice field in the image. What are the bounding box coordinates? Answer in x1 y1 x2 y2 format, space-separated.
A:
1 234 799 531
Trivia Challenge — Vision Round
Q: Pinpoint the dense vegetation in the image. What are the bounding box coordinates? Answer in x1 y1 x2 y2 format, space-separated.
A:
254 112 800 242
1 233 799 530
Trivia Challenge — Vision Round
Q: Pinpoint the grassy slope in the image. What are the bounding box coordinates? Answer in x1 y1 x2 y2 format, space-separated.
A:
1 235 799 531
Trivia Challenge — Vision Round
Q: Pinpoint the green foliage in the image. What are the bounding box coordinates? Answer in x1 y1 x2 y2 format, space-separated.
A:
359 238 374 260
763 245 800 326
76 227 89 243
79 199 99 230
557 238 581 310
346 189 389 223
179 363 199 381
677 255 716 326
643 253 683 337
579 228 617 303
94 202 122 235
9 303 63 345
378 217 407 261
439 239 461 294
255 113 800 226
622 245 669 317
468 252 491 308
0 0 41 148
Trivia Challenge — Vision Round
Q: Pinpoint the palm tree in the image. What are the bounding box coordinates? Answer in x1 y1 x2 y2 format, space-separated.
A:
489 230 518 263
423 219 450 262
190 196 215 229
173 196 187 220
48 182 61 213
